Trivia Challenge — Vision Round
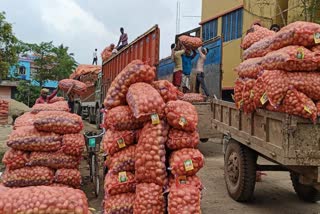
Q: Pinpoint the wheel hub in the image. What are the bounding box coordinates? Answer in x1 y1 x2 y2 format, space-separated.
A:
227 152 239 184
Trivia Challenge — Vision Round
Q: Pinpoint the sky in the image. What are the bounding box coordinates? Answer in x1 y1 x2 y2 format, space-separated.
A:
0 0 201 64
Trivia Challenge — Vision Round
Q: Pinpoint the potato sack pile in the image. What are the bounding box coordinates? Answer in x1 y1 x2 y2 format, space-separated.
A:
235 21 320 122
102 59 204 214
0 99 9 125
1 98 89 213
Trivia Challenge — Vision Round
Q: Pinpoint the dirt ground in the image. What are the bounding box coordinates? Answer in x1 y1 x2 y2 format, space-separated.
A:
1 122 319 213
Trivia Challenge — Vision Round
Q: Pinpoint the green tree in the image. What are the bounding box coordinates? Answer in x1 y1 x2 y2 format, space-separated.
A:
0 11 19 79
15 80 41 107
51 44 77 80
27 42 77 86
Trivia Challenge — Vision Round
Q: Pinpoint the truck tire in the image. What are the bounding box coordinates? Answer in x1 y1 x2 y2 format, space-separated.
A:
224 141 257 202
290 172 320 202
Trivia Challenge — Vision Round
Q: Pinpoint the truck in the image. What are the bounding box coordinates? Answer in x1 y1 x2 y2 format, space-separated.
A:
212 99 320 202
158 32 320 202
73 25 160 127
73 71 102 128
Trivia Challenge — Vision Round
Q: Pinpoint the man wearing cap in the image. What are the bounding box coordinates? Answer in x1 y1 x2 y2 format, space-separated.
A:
35 87 59 104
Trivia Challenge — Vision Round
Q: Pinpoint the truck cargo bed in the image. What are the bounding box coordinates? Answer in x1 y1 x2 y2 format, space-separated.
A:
212 99 320 167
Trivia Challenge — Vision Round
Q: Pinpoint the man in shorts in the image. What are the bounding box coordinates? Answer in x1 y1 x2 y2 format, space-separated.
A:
195 46 210 98
171 42 186 89
181 49 196 93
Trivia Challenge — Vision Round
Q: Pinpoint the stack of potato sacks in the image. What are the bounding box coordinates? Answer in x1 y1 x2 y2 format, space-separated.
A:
235 21 320 122
0 99 9 125
102 60 204 214
0 100 89 213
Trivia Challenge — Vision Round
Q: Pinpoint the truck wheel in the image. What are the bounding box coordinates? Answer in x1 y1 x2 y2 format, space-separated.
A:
290 172 320 202
224 141 257 202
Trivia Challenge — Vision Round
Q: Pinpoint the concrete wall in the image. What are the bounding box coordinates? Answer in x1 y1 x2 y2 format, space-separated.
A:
0 87 11 99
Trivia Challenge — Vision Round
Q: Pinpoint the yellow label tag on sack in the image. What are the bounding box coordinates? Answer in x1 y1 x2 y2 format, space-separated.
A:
296 48 305 59
237 100 243 109
304 106 312 114
184 159 194 171
260 92 268 105
250 90 254 99
118 172 128 183
179 117 187 127
151 113 160 125
314 32 320 44
178 175 187 184
117 138 126 149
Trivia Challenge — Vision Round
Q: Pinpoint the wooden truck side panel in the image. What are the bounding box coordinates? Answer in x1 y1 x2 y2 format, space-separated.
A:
212 99 320 166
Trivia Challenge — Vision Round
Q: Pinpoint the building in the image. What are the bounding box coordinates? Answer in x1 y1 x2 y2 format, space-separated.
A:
200 0 316 95
0 55 58 99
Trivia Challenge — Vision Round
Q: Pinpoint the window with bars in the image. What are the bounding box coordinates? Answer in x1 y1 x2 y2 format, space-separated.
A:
202 19 217 41
222 8 243 42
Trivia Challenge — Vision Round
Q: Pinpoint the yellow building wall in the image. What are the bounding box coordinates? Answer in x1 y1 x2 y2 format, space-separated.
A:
201 0 294 89
201 0 243 21
287 0 320 23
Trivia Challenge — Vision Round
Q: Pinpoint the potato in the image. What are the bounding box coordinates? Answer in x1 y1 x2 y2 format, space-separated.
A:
244 21 320 60
178 93 206 103
134 183 165 214
104 193 135 214
0 186 89 214
104 171 135 195
2 166 54 187
55 169 81 188
31 101 69 114
165 100 198 132
135 121 168 186
104 60 156 109
152 80 183 103
126 82 165 119
59 79 87 95
34 111 83 134
104 106 147 131
168 185 201 214
311 45 320 52
6 126 62 152
241 79 256 113
2 149 29 170
178 35 203 50
169 148 204 176
13 112 35 129
168 175 203 190
234 57 264 79
61 134 85 156
167 128 199 150
261 46 320 71
28 151 81 169
105 145 136 173
48 96 65 103
103 129 136 156
241 25 275 50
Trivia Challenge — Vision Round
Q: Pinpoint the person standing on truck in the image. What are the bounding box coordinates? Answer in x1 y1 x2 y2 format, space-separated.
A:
35 88 59 104
171 42 186 89
181 49 196 93
93 48 98 65
195 47 210 98
67 83 75 113
116 27 128 51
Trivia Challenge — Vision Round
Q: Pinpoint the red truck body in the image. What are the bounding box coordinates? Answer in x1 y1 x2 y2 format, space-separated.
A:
101 25 160 104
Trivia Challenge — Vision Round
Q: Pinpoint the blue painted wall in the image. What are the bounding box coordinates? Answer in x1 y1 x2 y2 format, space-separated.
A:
8 57 58 88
